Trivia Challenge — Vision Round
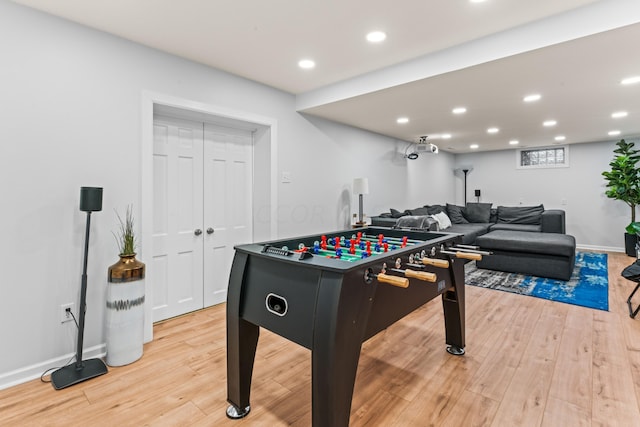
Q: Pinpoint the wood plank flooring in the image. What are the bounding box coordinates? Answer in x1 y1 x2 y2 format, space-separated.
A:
2 251 640 426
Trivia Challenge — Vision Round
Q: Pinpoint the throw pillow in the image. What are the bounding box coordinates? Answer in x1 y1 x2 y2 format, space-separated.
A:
390 208 407 218
446 203 469 224
489 208 498 223
426 204 446 215
497 204 544 224
431 211 452 230
465 202 492 223
408 206 429 216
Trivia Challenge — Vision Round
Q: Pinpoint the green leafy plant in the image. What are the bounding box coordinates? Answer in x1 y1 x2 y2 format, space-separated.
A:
627 221 640 236
602 139 640 229
114 205 137 255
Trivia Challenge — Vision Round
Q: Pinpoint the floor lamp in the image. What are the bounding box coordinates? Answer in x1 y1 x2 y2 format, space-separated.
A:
455 167 472 205
462 169 469 205
51 187 108 389
353 178 369 226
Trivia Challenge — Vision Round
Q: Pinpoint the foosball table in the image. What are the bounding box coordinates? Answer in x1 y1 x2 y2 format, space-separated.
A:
225 227 483 427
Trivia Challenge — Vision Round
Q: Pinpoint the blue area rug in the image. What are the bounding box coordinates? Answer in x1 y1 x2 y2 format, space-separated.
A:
465 251 609 311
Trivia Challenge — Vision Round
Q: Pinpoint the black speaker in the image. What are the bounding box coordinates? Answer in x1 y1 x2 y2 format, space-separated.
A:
52 186 108 389
80 187 103 212
474 189 481 197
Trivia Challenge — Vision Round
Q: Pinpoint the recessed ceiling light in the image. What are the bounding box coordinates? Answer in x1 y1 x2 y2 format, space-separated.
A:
441 133 452 139
509 140 519 145
396 117 409 124
555 135 566 141
452 107 467 114
523 94 541 102
543 120 557 127
470 0 487 3
621 76 640 85
366 31 387 43
298 59 315 69
609 130 621 136
470 144 479 149
487 127 499 134
612 111 628 118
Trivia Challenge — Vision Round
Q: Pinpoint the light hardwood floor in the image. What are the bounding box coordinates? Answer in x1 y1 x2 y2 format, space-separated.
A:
2 251 640 426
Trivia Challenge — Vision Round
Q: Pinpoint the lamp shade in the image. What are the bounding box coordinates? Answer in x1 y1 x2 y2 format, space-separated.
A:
353 178 369 195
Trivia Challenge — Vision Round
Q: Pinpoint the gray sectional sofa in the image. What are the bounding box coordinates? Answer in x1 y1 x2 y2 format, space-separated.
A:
371 203 565 244
371 202 575 280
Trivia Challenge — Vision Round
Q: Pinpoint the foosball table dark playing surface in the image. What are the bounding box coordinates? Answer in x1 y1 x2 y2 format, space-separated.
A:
225 226 483 427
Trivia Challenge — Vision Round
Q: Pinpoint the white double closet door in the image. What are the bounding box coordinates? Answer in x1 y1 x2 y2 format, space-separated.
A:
152 115 253 322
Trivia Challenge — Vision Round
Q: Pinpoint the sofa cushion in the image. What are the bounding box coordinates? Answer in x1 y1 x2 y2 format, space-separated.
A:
447 203 469 224
465 202 492 223
371 216 399 227
475 230 575 258
407 206 430 216
490 223 542 233
497 204 544 225
426 204 446 215
489 208 498 223
390 208 407 218
447 223 492 244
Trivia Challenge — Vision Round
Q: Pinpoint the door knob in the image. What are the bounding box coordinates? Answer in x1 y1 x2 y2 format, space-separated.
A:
207 227 214 235
194 229 203 236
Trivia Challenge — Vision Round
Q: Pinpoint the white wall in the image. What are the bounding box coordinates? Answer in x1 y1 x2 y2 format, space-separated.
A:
1 1 624 389
0 2 455 388
454 140 631 251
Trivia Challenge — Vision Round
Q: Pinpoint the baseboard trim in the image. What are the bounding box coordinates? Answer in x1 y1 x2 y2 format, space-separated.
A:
576 244 625 254
0 344 106 391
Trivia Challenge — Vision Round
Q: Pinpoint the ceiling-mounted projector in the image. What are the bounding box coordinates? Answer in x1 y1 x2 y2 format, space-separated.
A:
405 136 439 159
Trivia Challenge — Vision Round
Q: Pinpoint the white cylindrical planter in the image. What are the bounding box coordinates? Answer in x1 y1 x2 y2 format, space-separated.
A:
106 254 145 366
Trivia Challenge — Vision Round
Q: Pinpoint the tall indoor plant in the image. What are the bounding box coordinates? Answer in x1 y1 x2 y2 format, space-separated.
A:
105 205 146 366
602 139 640 256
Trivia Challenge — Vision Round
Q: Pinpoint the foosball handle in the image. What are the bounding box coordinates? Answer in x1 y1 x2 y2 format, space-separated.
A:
456 251 482 261
404 269 437 282
422 258 450 268
377 273 410 288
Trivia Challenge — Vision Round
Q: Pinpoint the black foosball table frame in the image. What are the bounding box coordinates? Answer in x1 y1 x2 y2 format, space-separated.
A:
225 227 479 427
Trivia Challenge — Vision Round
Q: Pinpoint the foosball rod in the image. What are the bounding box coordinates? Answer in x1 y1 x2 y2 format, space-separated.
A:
322 244 378 256
313 248 362 261
449 246 492 255
356 235 423 244
439 249 483 261
389 268 437 282
375 273 410 288
421 258 450 268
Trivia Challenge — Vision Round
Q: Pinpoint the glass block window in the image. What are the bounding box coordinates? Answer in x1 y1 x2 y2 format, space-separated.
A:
517 146 568 169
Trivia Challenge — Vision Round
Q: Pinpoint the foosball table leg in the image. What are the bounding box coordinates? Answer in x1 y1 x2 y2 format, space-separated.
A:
446 345 465 355
627 282 640 318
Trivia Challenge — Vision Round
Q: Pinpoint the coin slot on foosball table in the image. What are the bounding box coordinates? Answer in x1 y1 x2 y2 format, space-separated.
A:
265 293 288 316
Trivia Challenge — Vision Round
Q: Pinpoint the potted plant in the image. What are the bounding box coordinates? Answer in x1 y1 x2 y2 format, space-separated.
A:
602 139 640 256
105 205 146 366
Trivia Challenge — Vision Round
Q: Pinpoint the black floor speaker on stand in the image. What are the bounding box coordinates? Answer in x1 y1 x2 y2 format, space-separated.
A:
51 187 108 390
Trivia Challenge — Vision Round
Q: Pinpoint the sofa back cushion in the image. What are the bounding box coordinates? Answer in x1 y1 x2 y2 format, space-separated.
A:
447 203 469 224
497 204 544 225
390 208 407 218
426 204 446 215
490 208 498 223
465 202 492 223
406 206 429 216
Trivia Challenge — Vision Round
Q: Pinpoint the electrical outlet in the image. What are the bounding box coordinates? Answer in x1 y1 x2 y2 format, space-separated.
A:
60 303 75 323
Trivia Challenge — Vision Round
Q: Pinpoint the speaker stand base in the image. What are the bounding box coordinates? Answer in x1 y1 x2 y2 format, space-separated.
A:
51 358 108 390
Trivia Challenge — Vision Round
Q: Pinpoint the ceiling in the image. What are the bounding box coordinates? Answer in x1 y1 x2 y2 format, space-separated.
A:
12 0 640 152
